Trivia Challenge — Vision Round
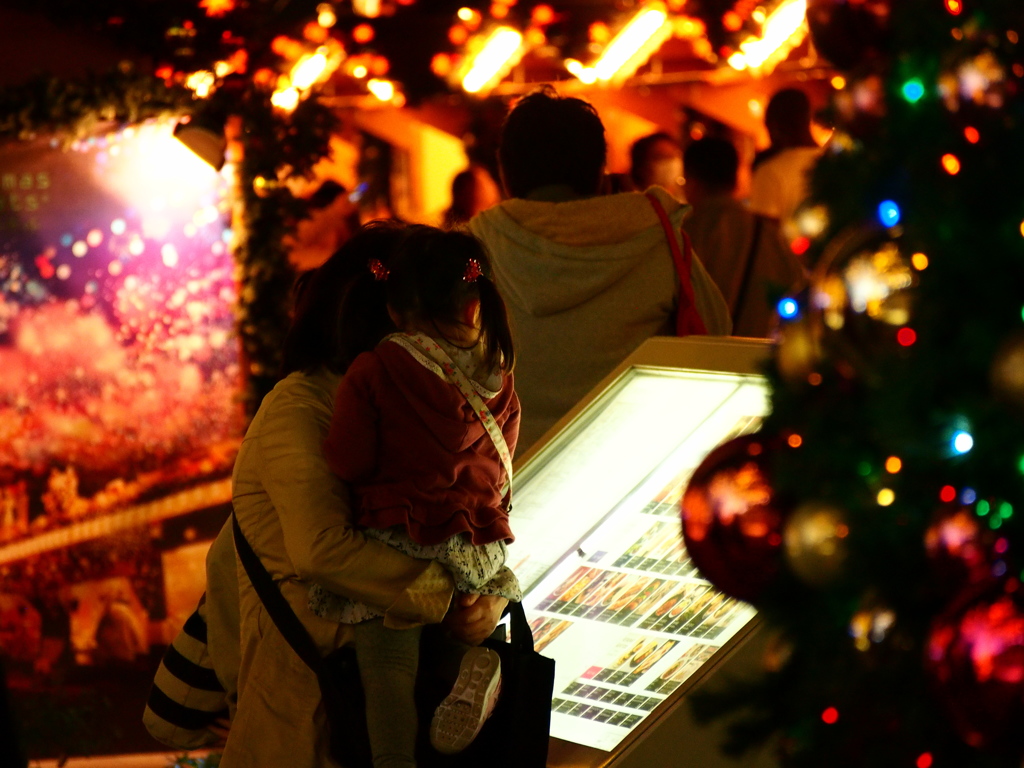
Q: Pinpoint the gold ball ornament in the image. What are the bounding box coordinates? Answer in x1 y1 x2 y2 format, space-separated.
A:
775 318 822 385
990 331 1024 411
807 224 918 378
783 501 849 586
810 224 916 333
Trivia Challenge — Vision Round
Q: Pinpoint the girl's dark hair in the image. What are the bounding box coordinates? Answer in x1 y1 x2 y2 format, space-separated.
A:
280 220 407 377
386 227 515 373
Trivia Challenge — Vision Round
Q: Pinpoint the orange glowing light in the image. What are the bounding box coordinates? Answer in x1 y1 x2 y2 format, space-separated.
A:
532 4 555 25
945 0 962 14
912 252 929 270
370 56 390 75
449 25 469 45
723 11 743 31
941 153 961 175
590 21 611 43
304 21 329 43
526 28 547 46
353 23 375 43
200 0 235 17
490 2 510 19
885 456 903 474
964 126 980 143
808 372 823 386
431 53 453 76
831 75 846 89
787 434 803 448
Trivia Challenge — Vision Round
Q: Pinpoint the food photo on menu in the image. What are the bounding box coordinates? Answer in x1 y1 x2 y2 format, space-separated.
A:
645 642 718 695
528 616 574 653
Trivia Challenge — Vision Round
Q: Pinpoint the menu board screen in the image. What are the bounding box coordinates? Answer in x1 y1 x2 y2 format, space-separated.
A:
508 365 768 751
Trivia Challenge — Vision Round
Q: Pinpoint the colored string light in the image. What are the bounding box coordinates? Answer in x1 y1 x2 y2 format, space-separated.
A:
831 75 846 89
808 372 823 386
877 488 896 506
911 252 929 270
897 327 917 346
885 456 902 473
940 485 956 502
902 78 926 103
977 499 990 516
790 236 811 255
941 153 961 175
917 753 933 768
777 297 800 319
821 707 839 724
1018 453 1024 474
964 126 980 143
878 200 901 226
1000 501 1014 519
952 430 974 454
945 0 962 14
788 434 803 448
962 487 977 504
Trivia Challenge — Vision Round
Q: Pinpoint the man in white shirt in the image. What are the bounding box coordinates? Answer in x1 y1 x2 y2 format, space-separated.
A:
749 88 822 242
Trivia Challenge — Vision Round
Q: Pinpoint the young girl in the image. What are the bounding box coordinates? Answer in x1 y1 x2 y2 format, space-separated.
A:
309 226 521 767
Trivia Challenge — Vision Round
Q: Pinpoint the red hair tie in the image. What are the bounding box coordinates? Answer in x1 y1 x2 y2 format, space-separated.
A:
368 258 389 281
463 258 482 283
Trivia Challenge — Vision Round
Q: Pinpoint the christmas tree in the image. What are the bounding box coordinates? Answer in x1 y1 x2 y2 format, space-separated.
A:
681 1 1024 766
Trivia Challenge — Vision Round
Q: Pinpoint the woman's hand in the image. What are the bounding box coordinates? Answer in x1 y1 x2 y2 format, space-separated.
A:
444 593 508 646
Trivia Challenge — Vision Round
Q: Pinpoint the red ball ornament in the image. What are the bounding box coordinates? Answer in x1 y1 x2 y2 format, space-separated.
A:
806 0 890 71
680 434 786 605
925 585 1024 752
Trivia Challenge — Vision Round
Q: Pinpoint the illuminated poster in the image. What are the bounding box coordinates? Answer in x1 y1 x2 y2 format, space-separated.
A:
0 122 243 756
508 366 769 752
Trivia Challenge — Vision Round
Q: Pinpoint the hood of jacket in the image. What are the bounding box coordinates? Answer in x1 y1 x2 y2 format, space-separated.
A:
469 186 689 318
374 337 515 457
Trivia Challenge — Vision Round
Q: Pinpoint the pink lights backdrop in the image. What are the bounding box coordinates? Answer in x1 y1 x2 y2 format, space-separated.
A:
0 121 244 754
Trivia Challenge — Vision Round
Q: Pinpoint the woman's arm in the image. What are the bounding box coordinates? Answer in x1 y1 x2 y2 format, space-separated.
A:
256 375 454 626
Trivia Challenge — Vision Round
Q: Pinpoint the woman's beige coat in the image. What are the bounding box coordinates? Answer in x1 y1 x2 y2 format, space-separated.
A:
216 368 455 768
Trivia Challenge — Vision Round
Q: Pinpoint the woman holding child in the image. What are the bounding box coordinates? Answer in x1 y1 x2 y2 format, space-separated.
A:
214 222 512 768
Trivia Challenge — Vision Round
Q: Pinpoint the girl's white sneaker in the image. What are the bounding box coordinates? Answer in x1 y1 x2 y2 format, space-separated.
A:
429 646 502 755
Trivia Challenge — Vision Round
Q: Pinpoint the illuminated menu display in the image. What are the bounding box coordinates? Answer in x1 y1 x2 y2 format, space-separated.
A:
507 365 769 751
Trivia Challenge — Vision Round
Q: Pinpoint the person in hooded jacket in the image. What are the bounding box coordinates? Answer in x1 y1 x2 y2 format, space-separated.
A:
468 87 731 451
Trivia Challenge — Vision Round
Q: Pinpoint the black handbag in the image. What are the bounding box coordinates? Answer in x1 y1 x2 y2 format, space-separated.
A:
232 513 554 768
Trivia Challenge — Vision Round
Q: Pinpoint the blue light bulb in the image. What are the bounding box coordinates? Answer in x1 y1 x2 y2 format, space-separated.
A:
952 430 974 455
878 200 901 226
777 297 800 319
901 79 925 103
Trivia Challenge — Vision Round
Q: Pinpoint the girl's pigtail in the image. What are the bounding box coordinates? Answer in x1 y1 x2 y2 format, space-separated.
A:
476 276 516 374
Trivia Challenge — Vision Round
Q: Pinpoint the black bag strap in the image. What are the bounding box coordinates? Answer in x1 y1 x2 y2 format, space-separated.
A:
731 214 764 328
231 512 324 672
505 601 535 654
233 512 535 663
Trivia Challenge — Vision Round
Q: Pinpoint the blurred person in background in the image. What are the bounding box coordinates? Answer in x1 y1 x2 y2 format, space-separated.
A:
286 180 363 272
749 88 821 242
683 137 805 338
629 132 684 198
443 164 502 229
469 88 729 451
